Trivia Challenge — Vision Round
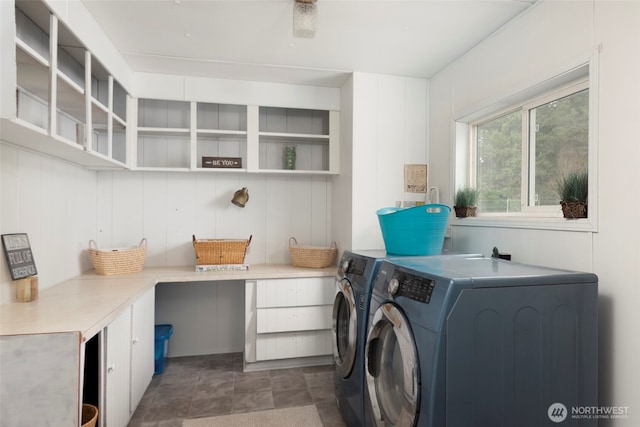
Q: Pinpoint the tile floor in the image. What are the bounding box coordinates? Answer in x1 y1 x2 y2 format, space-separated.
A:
127 352 348 427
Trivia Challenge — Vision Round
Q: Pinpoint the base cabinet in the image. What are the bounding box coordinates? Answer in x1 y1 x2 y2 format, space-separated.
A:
130 287 155 411
0 332 81 426
104 307 132 427
102 287 155 427
245 277 334 367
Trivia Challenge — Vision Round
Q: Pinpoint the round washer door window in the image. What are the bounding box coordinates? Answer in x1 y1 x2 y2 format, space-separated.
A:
333 278 357 378
365 302 419 426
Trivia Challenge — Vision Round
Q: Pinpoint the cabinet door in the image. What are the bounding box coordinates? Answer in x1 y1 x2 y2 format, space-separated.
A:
130 288 155 411
0 332 81 426
105 308 132 427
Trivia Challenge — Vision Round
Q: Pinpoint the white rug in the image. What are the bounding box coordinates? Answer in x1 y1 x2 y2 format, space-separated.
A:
182 405 323 427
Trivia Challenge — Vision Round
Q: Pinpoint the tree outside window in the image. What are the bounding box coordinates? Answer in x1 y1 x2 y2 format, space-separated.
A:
474 82 589 214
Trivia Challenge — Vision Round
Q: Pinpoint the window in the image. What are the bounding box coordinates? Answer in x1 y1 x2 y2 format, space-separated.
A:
471 79 589 215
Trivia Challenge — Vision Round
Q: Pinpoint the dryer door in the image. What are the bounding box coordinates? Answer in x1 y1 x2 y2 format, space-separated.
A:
333 278 358 378
365 303 419 426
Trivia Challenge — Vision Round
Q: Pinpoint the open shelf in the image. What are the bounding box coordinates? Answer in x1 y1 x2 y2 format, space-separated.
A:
4 0 131 169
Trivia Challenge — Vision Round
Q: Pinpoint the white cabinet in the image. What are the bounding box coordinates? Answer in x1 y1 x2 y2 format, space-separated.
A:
130 287 155 412
134 100 339 174
245 277 334 366
104 306 132 427
1 0 131 168
0 332 81 426
257 107 339 174
103 287 155 427
135 99 247 171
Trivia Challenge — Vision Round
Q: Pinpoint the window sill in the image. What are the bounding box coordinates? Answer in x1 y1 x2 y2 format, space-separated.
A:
450 214 596 233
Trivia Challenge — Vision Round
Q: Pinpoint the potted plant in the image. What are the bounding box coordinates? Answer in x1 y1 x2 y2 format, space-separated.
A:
556 171 588 219
454 187 479 218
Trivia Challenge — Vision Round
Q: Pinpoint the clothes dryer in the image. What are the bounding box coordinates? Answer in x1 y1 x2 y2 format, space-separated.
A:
364 256 598 427
333 249 387 427
333 250 479 426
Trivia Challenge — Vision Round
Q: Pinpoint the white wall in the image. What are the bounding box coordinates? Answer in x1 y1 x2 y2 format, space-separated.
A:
0 143 97 305
338 72 429 252
429 1 640 424
96 170 333 266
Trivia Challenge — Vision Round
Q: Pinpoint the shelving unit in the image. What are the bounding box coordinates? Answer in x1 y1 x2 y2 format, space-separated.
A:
136 99 192 170
3 1 340 174
195 102 247 169
2 0 131 169
135 99 250 171
134 102 339 175
258 107 333 173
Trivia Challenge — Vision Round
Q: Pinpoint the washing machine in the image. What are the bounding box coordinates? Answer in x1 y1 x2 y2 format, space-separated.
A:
364 256 598 427
333 250 480 426
333 249 388 427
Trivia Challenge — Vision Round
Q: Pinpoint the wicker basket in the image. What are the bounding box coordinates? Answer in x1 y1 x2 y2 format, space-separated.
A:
192 235 252 265
88 239 147 275
561 200 588 219
289 237 337 268
81 404 98 427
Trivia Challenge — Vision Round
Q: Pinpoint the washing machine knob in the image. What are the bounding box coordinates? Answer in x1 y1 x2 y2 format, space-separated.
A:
388 278 400 296
341 260 350 274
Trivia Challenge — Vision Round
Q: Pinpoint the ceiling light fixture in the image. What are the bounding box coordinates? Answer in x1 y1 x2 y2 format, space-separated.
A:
293 0 317 39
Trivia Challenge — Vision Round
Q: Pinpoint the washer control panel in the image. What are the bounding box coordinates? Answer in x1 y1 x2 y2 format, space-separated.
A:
344 257 368 276
390 271 436 303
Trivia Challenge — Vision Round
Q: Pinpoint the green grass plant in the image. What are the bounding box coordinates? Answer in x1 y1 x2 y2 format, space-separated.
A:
455 187 479 207
556 171 588 202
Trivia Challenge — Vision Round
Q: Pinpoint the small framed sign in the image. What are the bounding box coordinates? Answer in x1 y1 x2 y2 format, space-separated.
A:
1 233 38 280
202 157 242 169
404 164 428 193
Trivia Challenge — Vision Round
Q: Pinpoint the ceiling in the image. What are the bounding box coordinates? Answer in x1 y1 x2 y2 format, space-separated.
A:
81 0 538 87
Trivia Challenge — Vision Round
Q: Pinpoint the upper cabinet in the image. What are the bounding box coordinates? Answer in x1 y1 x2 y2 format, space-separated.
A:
2 0 130 168
134 101 339 175
258 107 339 174
135 99 249 171
1 1 340 174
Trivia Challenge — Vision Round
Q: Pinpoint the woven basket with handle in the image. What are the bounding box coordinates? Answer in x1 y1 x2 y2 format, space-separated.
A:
289 237 337 268
88 239 147 275
192 235 252 265
81 404 98 427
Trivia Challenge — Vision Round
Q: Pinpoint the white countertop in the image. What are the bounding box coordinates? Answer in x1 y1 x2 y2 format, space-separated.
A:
0 265 337 340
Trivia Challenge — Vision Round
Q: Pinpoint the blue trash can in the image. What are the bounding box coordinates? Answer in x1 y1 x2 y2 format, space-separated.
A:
154 324 173 375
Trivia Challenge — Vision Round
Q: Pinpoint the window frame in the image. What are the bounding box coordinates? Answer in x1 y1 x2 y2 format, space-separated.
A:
522 79 589 214
453 55 598 232
469 78 589 216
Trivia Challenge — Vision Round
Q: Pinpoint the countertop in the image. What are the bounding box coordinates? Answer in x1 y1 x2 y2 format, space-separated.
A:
0 264 337 340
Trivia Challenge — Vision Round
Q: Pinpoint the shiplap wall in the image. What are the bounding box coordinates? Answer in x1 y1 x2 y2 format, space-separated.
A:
429 0 640 421
96 170 333 266
97 169 333 356
0 143 96 305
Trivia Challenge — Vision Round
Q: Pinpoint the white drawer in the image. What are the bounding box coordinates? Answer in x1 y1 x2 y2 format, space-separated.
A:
256 305 332 333
256 277 335 308
255 329 333 361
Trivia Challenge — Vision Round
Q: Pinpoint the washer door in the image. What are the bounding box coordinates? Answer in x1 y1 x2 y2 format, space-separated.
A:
365 303 419 426
333 278 358 378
